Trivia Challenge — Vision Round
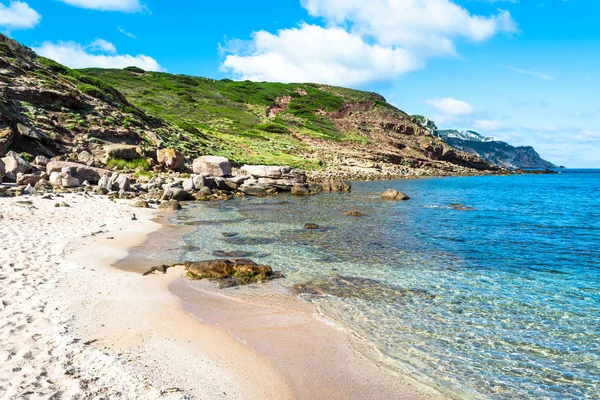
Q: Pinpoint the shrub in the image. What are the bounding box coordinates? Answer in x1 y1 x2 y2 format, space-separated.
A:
106 157 149 170
38 57 71 74
124 66 146 74
77 83 104 98
256 123 291 134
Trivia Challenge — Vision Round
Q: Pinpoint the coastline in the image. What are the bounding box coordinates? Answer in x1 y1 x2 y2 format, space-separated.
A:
0 192 446 399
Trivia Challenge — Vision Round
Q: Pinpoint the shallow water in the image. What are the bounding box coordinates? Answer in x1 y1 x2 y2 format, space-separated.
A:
176 170 600 399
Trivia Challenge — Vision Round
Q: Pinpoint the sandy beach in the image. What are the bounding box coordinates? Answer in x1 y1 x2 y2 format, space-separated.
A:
0 192 444 399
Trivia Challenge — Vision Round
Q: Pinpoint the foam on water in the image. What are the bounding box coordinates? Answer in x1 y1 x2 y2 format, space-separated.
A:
177 171 600 399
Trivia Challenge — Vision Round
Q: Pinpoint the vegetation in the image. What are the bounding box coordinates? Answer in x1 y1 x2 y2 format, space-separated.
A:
79 68 388 168
106 157 149 170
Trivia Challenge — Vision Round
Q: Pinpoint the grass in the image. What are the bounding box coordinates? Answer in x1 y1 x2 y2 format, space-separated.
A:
79 67 388 168
106 157 149 170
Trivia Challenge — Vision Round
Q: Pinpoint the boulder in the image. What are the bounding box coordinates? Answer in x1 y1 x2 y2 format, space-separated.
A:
46 161 106 184
0 158 4 183
182 179 194 192
103 144 141 162
16 172 43 186
240 185 267 197
382 189 410 201
61 175 80 188
1 151 31 175
35 179 52 191
304 223 320 229
157 148 185 171
111 173 131 192
34 155 50 166
158 200 182 211
291 185 311 195
184 259 273 286
132 200 150 208
77 150 95 166
192 156 232 177
321 179 351 192
191 174 214 189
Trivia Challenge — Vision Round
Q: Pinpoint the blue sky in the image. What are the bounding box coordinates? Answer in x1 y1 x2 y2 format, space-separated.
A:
1 0 599 167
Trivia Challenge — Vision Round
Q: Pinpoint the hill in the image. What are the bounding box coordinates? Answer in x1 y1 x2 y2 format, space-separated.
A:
436 129 557 170
0 33 496 179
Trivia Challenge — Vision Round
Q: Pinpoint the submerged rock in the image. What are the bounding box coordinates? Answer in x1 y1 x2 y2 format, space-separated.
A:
212 250 255 258
382 188 410 201
291 276 436 303
184 259 278 287
303 223 320 229
345 210 366 217
450 203 475 211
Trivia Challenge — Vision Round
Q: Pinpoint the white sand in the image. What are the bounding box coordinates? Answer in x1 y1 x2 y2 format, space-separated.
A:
0 192 445 400
0 193 293 399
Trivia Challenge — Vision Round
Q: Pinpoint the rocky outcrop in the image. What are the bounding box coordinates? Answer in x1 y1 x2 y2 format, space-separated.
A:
382 189 410 201
192 156 232 176
266 96 292 118
103 144 141 162
157 148 185 171
321 179 351 192
183 259 278 288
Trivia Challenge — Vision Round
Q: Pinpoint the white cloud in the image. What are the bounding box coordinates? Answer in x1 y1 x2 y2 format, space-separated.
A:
89 38 116 53
118 26 136 39
0 1 40 30
222 24 422 86
34 40 164 71
509 67 555 81
57 0 142 12
474 119 502 131
426 97 474 116
574 129 600 143
221 0 517 86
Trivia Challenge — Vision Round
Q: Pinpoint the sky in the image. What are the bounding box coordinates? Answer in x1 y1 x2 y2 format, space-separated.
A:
1 0 599 168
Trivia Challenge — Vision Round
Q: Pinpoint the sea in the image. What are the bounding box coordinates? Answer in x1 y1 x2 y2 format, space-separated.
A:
172 170 600 399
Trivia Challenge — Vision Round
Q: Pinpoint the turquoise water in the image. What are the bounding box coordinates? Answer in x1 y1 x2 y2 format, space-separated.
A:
177 170 600 399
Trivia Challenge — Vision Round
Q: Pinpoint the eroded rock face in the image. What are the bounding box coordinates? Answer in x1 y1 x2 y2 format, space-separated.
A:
184 259 275 288
157 148 185 171
192 156 232 176
382 188 410 201
0 126 13 156
1 151 31 175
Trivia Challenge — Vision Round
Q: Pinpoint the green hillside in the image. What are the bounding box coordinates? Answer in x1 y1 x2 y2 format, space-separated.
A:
81 68 391 168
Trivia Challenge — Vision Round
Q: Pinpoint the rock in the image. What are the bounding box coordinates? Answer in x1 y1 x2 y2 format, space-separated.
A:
345 211 366 217
240 165 292 179
0 158 4 183
34 179 51 191
450 203 475 211
61 175 80 188
16 172 42 186
23 184 35 195
240 185 267 197
132 200 150 208
159 200 182 211
77 150 95 166
291 185 311 195
222 232 239 238
157 148 185 171
212 250 255 258
0 126 13 156
46 161 106 184
192 174 214 189
192 156 232 177
303 223 320 229
184 259 273 286
1 151 31 175
321 179 351 192
34 155 50 166
381 189 410 201
182 179 194 192
103 144 141 162
197 186 212 196
162 187 192 201
111 173 130 192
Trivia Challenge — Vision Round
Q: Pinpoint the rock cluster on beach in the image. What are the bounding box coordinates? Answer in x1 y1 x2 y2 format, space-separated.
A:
0 147 353 207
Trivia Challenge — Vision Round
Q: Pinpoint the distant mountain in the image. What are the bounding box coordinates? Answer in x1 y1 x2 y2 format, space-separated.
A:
435 129 557 169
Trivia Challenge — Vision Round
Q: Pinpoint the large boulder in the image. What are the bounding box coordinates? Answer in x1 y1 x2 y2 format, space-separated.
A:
46 161 107 184
192 156 232 177
103 144 141 162
34 155 50 167
1 151 31 175
159 200 182 211
382 189 410 201
61 175 80 188
157 148 185 171
184 259 273 287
